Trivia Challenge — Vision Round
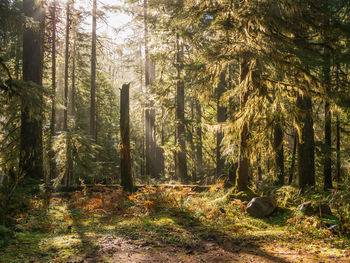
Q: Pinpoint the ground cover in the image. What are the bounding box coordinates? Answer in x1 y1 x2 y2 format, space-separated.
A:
0 184 349 263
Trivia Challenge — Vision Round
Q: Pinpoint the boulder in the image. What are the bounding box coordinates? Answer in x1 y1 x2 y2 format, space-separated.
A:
246 197 277 218
298 202 333 217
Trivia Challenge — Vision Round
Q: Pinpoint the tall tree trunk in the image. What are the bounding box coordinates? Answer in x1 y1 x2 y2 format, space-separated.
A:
144 0 153 177
67 1 76 186
336 114 341 185
189 101 196 182
288 131 297 185
20 0 44 182
140 45 145 178
120 84 134 192
216 69 227 180
160 107 165 178
323 48 333 190
273 118 284 185
195 100 202 180
63 1 70 187
175 34 188 183
236 59 249 191
90 0 97 141
49 0 57 183
71 33 76 116
296 94 315 190
63 2 70 133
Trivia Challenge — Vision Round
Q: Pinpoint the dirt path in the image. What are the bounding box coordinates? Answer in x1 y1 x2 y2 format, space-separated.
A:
67 234 348 263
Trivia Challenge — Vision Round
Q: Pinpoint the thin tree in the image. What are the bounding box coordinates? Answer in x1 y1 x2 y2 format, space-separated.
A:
288 131 297 185
90 0 97 141
216 69 227 180
63 0 71 186
49 0 57 183
175 34 188 183
273 115 284 185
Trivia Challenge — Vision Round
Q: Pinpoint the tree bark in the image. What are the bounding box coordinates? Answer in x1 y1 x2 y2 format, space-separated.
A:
296 94 315 190
236 59 249 191
49 0 57 183
144 0 156 178
288 131 297 185
273 118 284 185
175 34 188 183
120 84 134 192
20 0 44 182
63 1 70 187
195 100 202 180
323 48 333 190
216 69 227 180
336 114 341 184
90 0 97 141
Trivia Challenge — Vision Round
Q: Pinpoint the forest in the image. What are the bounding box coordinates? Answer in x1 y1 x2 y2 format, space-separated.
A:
0 0 350 262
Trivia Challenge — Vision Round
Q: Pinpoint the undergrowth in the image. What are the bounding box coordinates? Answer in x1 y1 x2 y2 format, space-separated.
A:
0 183 349 262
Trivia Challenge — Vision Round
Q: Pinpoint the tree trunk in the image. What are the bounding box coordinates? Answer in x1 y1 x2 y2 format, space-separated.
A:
195 100 203 180
323 48 333 190
140 45 145 178
63 1 70 187
90 0 97 141
144 0 156 178
120 84 134 192
273 118 284 185
288 131 297 185
336 114 341 185
257 152 262 182
296 94 315 190
175 34 188 183
49 0 57 183
216 69 227 180
20 0 44 182
160 108 165 178
236 59 249 191
71 33 76 116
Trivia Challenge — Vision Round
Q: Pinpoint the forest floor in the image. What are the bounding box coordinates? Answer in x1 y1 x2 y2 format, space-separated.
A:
0 184 349 263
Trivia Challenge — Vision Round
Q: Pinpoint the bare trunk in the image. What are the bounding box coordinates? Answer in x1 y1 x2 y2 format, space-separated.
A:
236 59 249 191
323 48 332 190
274 118 284 185
288 131 297 185
175 34 188 183
90 0 97 141
296 94 315 190
195 100 202 180
120 84 134 192
49 0 57 183
216 69 227 180
63 1 70 187
336 115 341 184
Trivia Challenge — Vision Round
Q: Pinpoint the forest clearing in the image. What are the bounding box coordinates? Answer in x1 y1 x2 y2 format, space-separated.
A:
1 0 350 262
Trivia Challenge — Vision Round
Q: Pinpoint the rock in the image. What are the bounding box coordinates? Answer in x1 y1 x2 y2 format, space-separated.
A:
298 202 333 217
246 197 277 218
298 202 314 216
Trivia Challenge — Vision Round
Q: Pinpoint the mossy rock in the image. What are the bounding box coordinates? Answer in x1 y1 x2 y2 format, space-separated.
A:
227 187 258 202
